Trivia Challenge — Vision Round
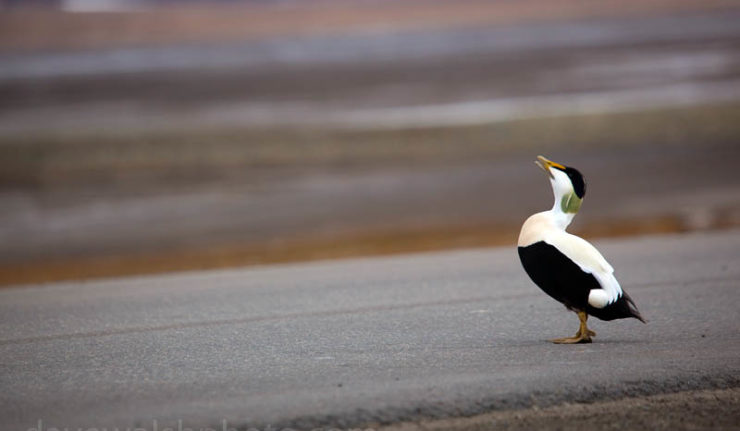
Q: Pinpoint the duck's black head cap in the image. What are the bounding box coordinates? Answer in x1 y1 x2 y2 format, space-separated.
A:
563 167 586 199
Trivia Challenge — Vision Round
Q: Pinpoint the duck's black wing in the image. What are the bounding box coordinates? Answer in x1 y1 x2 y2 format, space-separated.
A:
518 241 644 322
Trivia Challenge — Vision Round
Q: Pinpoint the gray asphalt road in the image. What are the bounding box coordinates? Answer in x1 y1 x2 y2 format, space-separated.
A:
2 230 739 430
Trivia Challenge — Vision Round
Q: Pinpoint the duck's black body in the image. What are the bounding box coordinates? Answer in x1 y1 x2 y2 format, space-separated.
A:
518 241 642 322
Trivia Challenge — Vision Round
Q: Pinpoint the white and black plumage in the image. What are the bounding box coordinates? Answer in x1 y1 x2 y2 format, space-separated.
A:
518 155 644 343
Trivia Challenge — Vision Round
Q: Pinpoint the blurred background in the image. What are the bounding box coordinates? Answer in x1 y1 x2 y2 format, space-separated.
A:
1 0 739 285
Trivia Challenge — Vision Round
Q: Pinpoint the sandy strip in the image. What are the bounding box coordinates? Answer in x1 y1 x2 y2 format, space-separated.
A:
381 387 740 431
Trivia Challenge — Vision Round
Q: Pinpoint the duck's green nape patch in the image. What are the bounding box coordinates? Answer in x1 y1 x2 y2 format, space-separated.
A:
561 192 582 213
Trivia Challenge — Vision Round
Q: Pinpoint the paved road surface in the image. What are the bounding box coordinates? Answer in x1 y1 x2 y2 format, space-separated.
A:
1 230 739 430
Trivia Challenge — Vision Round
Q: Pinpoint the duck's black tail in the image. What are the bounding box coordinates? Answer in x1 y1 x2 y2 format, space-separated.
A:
588 291 646 323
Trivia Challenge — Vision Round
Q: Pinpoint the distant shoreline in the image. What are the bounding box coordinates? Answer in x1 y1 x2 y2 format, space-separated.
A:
2 219 737 287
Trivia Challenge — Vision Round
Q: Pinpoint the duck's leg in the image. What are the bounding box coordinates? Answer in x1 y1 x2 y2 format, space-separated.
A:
551 311 595 344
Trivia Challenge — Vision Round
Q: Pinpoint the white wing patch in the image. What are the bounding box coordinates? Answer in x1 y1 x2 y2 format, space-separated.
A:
543 231 622 307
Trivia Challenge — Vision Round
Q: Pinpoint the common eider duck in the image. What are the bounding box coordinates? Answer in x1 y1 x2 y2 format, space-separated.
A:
518 155 645 343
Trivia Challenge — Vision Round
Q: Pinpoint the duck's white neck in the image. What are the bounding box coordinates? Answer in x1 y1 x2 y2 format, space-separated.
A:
547 203 575 230
546 173 580 230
